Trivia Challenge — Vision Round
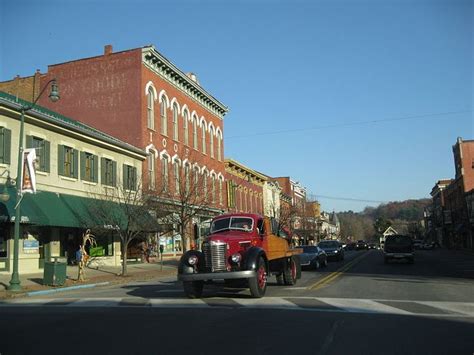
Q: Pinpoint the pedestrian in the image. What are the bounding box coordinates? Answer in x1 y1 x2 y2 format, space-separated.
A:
145 244 151 263
75 246 82 265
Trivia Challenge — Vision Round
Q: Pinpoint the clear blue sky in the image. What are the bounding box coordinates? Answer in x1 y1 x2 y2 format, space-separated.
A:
1 0 472 212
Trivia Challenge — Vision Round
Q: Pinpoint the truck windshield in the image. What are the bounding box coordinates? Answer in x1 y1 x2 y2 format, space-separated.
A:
210 217 254 234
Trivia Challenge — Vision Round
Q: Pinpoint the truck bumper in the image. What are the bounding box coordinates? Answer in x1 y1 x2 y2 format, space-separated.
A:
178 270 256 282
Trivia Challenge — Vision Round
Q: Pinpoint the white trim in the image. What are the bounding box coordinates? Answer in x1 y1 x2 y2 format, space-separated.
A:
170 98 181 113
158 90 169 107
199 116 207 130
182 105 190 119
192 162 200 170
145 81 158 99
217 172 224 180
216 127 222 138
171 154 181 165
191 110 198 121
210 169 217 177
159 150 170 159
201 167 209 175
182 158 190 167
208 122 215 132
145 144 159 158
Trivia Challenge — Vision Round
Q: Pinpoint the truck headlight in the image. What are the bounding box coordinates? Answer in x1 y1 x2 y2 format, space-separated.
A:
231 253 241 264
188 255 198 266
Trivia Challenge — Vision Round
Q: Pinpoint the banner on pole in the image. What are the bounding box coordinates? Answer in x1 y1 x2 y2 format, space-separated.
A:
21 148 37 194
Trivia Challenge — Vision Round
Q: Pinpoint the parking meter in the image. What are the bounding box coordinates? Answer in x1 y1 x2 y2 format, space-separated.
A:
159 244 164 254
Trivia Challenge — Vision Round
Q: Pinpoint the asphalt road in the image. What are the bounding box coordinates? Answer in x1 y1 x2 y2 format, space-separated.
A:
1 248 473 355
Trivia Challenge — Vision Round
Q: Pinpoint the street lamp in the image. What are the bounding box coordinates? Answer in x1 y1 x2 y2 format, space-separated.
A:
8 79 59 292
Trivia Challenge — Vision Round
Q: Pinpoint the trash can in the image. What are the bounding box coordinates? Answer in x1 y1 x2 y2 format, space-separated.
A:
43 258 67 286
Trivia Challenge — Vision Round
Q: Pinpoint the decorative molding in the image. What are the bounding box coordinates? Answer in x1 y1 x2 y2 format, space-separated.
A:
142 46 229 120
145 81 158 99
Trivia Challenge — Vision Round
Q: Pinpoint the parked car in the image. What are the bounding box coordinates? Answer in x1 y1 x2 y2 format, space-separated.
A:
384 234 414 264
318 240 344 261
299 245 328 269
356 240 368 250
367 243 377 249
345 242 356 250
422 241 435 250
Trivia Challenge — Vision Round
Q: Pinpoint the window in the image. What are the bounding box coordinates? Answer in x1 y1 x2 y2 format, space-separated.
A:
101 158 116 187
219 178 223 205
173 103 179 141
123 164 137 191
250 192 253 212
227 180 236 208
201 125 206 154
203 173 208 199
183 111 189 146
147 88 155 129
160 97 168 136
148 153 155 190
80 152 98 182
217 133 222 161
211 175 216 203
184 164 190 194
26 135 50 172
0 127 12 164
58 145 78 178
194 167 200 197
209 127 215 158
174 162 180 195
161 156 169 192
193 117 198 149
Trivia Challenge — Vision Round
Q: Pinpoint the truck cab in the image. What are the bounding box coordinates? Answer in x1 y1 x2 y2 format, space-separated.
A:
178 213 302 298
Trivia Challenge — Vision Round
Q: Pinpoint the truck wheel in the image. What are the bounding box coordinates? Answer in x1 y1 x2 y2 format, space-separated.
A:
183 281 204 299
249 257 267 298
283 257 297 285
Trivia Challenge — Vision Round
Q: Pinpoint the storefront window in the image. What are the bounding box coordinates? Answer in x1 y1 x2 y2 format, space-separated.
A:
0 235 7 258
89 234 114 257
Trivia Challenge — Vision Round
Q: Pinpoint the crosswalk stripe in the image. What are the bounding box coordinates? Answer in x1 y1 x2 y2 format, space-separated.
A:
1 297 473 317
317 297 412 315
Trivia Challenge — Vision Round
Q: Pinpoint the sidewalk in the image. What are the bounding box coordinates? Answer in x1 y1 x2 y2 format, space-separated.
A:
0 255 181 299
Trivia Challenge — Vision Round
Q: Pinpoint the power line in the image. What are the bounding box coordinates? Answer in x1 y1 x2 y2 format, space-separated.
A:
226 109 471 139
309 194 388 204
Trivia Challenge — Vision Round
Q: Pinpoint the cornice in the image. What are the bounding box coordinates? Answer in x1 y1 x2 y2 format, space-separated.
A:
142 46 229 120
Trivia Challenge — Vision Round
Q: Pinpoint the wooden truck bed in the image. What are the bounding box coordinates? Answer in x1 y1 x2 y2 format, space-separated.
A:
264 234 302 261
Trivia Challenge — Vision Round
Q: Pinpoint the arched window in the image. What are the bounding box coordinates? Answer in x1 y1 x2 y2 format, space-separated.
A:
174 162 180 195
172 103 179 141
161 155 169 192
218 177 223 205
184 163 191 194
147 88 154 130
148 152 155 190
183 111 189 146
201 124 206 154
211 175 216 203
209 126 215 158
217 132 222 161
160 97 168 136
193 167 200 197
203 172 208 200
193 117 198 149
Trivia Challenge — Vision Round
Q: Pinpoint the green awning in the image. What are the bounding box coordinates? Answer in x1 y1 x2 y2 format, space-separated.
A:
0 187 160 232
0 186 49 225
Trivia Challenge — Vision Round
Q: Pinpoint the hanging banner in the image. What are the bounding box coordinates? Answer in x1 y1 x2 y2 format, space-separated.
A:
21 148 37 194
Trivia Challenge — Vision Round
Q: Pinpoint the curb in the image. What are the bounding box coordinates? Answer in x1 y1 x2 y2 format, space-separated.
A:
26 282 110 297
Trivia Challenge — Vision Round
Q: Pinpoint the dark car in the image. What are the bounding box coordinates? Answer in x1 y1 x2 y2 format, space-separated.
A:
384 234 414 264
345 242 356 250
356 240 368 250
299 245 328 269
367 243 377 250
318 240 344 261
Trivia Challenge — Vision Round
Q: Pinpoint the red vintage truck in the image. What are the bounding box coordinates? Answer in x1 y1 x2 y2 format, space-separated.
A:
178 213 302 298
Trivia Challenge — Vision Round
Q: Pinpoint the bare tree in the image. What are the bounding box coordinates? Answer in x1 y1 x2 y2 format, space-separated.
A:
149 159 219 252
84 180 159 276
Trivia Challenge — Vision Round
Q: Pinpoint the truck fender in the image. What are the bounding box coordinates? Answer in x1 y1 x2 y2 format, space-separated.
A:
178 250 205 275
293 255 302 279
242 247 267 271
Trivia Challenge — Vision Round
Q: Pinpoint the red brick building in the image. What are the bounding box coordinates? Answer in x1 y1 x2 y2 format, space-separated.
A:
444 138 474 250
225 159 264 215
1 45 229 250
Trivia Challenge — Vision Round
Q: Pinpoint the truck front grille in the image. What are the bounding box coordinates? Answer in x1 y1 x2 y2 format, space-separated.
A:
202 241 227 272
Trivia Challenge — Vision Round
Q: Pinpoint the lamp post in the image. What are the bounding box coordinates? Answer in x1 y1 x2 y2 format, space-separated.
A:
8 79 59 292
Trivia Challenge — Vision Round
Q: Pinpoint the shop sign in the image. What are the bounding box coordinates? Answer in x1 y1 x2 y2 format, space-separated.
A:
23 239 39 253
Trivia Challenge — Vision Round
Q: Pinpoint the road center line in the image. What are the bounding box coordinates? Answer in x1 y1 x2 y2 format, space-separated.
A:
309 251 371 290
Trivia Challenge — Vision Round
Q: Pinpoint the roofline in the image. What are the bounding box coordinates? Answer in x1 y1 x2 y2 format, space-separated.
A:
142 45 229 118
224 158 267 181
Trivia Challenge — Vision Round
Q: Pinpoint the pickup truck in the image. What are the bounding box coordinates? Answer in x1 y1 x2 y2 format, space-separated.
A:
384 234 414 264
178 213 302 298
